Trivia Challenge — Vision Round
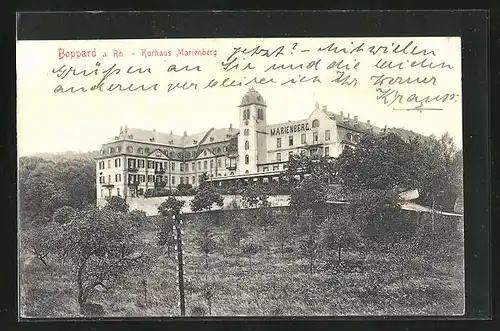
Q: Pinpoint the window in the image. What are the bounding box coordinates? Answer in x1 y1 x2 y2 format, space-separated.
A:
243 108 250 120
137 147 143 154
216 147 221 153
192 162 195 171
301 134 306 144
245 141 249 150
313 132 318 142
354 135 360 143
312 119 320 128
347 132 353 141
198 161 201 170
204 161 208 169
288 136 294 146
325 147 330 156
99 176 105 184
204 150 207 156
172 176 176 185
164 176 169 183
128 158 136 168
144 148 150 154
180 177 184 184
127 146 133 152
210 159 214 169
108 160 112 168
277 138 282 148
288 151 293 158
276 153 281 162
109 147 114 153
192 176 195 184
137 160 144 168
139 175 145 182
257 108 264 120
99 161 104 170
117 188 121 197
325 130 331 141
148 175 154 182
180 163 184 172
244 129 249 136
117 146 122 152
245 155 249 164
164 162 168 170
273 165 279 171
147 161 153 169
115 158 121 167
263 166 269 172
217 159 222 167
115 174 122 182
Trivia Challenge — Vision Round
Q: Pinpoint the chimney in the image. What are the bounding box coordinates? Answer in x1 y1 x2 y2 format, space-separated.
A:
124 124 128 133
340 111 344 117
184 131 187 136
119 125 123 134
153 128 156 132
322 105 327 111
367 119 371 125
170 130 173 135
347 113 350 119
354 115 358 122
229 123 233 131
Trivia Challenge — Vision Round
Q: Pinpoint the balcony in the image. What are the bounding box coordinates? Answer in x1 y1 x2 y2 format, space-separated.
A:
102 182 114 188
154 181 167 188
226 164 237 170
128 166 139 173
155 169 165 174
127 180 140 187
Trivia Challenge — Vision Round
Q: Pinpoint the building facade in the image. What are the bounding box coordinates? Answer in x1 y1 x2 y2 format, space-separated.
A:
95 87 406 201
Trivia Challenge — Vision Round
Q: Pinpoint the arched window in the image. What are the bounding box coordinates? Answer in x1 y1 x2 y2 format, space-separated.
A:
312 119 320 128
137 147 143 154
216 147 221 153
230 172 234 175
116 146 122 152
257 108 264 120
244 108 250 120
347 132 353 141
127 146 133 153
244 129 249 136
245 141 249 150
245 155 249 164
109 147 115 153
144 148 150 154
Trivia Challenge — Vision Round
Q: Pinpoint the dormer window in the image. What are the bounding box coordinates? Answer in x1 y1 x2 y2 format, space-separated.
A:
312 119 320 128
150 137 155 142
347 132 353 141
169 140 173 144
145 148 150 153
100 150 105 155
193 140 198 144
137 147 143 154
128 135 134 139
127 146 133 153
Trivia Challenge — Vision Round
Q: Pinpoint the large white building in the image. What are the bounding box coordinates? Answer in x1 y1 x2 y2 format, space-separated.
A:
95 87 406 201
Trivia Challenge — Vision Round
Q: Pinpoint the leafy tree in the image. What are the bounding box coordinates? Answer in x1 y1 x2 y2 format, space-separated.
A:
22 222 64 267
104 196 129 213
128 209 148 227
297 210 320 275
242 242 260 270
228 218 248 248
191 183 223 214
176 183 197 196
61 206 142 307
159 196 185 216
241 183 273 237
195 215 216 269
52 206 77 225
289 175 329 218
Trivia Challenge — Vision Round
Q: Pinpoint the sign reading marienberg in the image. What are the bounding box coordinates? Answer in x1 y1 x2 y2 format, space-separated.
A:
269 122 311 136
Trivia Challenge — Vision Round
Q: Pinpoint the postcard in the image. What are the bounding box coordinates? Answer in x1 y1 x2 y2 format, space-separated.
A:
17 36 464 317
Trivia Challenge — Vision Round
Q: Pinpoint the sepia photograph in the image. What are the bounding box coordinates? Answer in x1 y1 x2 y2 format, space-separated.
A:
16 36 464 318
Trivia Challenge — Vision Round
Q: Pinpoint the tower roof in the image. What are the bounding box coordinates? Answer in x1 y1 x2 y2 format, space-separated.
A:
239 87 267 107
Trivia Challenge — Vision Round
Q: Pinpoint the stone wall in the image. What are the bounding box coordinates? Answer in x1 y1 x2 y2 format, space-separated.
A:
98 195 291 216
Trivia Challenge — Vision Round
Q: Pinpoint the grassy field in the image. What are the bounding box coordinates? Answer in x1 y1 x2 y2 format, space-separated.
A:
19 212 464 317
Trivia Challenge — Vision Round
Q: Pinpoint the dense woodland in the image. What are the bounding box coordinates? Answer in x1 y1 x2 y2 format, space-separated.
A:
19 132 464 316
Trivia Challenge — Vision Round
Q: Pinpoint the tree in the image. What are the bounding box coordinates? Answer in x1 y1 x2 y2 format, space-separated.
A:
228 218 248 249
52 206 76 225
289 175 329 219
298 210 320 275
318 211 361 265
191 183 223 222
22 222 64 267
242 242 260 270
61 206 142 308
195 215 216 269
128 209 148 227
273 214 293 259
104 196 129 213
241 183 273 237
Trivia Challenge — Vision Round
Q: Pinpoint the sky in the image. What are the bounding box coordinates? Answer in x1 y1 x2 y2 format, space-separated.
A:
16 37 463 156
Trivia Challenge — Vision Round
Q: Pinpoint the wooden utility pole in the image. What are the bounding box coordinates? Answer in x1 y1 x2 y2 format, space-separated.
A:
173 213 186 316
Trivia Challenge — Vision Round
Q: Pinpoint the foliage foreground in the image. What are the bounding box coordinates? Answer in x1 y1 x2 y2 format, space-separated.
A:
20 208 464 317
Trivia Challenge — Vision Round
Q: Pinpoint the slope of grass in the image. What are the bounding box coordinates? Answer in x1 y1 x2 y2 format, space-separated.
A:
19 214 464 317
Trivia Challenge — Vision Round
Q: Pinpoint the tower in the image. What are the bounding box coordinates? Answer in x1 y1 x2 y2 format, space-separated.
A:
238 87 268 174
